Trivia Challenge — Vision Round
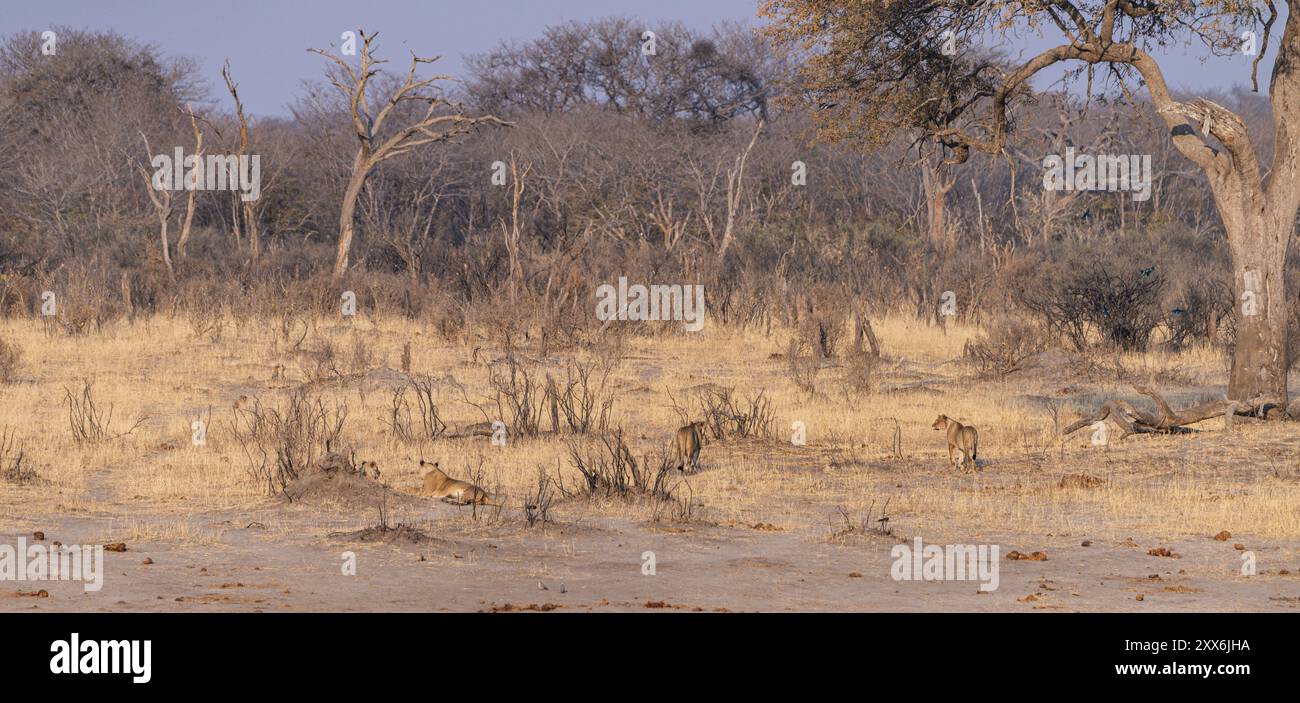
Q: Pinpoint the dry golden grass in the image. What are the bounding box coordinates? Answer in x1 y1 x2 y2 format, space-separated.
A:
1 311 1297 548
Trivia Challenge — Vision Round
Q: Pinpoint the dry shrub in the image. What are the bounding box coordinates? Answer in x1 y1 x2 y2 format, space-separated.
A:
565 432 676 501
44 267 121 336
671 385 775 440
544 360 616 434
0 339 20 383
230 390 348 495
788 297 843 359
63 380 147 443
297 339 342 383
389 375 447 442
180 283 227 342
523 466 556 527
0 427 37 484
827 501 893 541
477 353 546 437
784 337 821 395
838 349 876 395
458 454 504 522
963 316 1049 377
1165 278 1232 351
187 305 225 342
346 336 376 376
461 350 615 438
1016 262 1162 351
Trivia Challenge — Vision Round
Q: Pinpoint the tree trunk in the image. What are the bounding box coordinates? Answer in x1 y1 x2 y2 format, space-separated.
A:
921 161 955 249
1226 210 1289 405
332 163 368 286
926 185 947 247
159 217 174 281
247 201 260 264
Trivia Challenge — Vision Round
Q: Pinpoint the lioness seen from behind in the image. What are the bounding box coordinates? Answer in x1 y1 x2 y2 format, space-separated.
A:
675 421 707 473
932 414 979 472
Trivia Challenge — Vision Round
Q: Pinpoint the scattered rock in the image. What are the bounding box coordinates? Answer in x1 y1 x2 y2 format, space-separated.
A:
1018 593 1042 602
1234 543 1246 550
141 558 153 565
1148 547 1177 558
1135 594 1144 601
1081 540 1092 547
1007 551 1048 561
32 531 44 541
848 571 863 578
483 603 561 613
1119 538 1139 547
103 543 127 552
1213 530 1232 541
644 601 669 609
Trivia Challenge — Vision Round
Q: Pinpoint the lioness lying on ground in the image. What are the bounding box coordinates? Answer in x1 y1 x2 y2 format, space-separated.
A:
413 460 499 506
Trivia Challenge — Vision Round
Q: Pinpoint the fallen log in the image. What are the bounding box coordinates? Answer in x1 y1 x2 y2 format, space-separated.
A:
1061 386 1269 440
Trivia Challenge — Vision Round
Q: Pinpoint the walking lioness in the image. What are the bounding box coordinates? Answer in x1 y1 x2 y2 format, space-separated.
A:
414 460 499 506
932 414 979 472
675 421 707 473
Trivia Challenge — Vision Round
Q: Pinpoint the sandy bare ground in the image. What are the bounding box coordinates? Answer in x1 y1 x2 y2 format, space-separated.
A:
3 511 1297 612
2 316 1299 611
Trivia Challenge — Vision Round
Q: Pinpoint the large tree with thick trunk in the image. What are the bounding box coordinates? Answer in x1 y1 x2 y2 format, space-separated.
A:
764 0 1300 409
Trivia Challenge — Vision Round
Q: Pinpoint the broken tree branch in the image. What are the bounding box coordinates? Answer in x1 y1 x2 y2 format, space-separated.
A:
1062 385 1269 440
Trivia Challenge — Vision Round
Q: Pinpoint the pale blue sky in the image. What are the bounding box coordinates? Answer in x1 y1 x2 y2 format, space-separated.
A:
3 0 1280 117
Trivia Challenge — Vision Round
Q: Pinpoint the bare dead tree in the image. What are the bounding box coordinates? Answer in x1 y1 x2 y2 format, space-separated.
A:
499 156 530 303
176 104 203 260
309 29 509 286
718 119 763 261
222 61 259 263
137 132 175 281
649 190 691 252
